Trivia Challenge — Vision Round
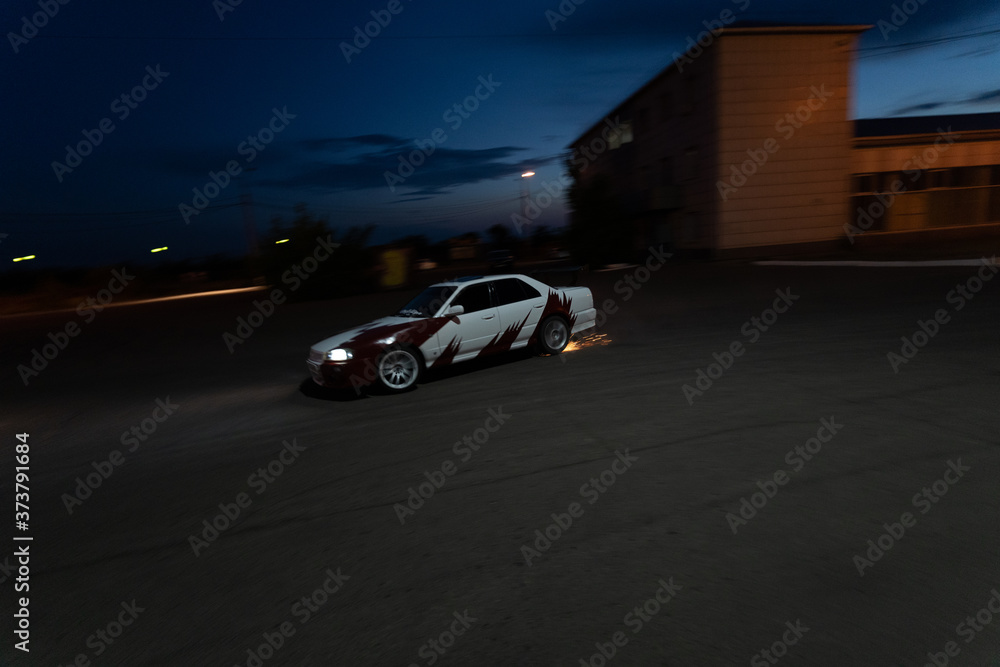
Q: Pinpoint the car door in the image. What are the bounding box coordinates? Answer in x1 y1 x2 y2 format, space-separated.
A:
490 277 546 352
446 282 501 362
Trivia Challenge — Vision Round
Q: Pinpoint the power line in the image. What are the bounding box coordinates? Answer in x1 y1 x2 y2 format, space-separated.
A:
0 203 242 233
858 25 1000 58
31 32 682 42
29 24 1000 49
0 200 241 219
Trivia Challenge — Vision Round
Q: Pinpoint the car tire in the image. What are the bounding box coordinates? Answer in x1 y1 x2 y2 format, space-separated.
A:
376 346 422 392
538 316 570 354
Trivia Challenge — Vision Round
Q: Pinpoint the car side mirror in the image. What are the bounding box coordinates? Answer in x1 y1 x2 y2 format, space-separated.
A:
446 305 464 316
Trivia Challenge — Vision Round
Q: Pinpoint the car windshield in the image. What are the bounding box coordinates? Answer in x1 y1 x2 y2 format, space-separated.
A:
396 285 457 318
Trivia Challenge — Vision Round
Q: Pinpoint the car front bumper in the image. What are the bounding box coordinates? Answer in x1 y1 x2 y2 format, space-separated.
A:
307 357 372 389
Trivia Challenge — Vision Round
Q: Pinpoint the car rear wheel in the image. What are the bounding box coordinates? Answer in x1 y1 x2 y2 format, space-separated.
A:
538 316 569 354
376 347 422 392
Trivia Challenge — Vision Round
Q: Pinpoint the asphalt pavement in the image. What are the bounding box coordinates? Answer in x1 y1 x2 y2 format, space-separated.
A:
1 261 998 666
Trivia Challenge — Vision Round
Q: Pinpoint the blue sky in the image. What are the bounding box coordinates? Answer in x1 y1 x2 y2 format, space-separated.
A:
2 0 999 267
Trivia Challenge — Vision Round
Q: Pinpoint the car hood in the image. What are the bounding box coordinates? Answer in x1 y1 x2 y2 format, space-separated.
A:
310 315 449 355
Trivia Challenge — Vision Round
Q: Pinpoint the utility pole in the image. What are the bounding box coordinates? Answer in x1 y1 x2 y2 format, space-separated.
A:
521 170 534 241
239 167 259 257
240 191 259 257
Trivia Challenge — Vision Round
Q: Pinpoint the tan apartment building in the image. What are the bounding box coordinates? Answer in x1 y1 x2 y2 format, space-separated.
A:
568 23 1000 257
852 115 1000 243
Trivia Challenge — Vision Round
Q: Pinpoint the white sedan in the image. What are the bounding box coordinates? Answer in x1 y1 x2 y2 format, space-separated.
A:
307 274 596 392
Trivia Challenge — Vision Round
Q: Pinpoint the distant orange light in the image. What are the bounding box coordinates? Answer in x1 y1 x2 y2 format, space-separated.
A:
521 171 535 178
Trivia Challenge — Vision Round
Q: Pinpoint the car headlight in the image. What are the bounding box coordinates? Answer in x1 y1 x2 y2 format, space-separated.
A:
325 348 353 362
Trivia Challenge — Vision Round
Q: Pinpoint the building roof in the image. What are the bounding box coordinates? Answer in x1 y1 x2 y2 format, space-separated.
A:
720 21 872 35
855 112 1000 138
567 23 872 148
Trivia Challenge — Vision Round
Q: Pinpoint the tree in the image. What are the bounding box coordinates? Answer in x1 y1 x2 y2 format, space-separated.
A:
530 224 553 247
391 234 430 256
262 204 377 298
486 223 513 249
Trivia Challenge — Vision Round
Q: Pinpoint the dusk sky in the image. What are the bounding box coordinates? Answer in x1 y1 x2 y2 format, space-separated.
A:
3 0 999 268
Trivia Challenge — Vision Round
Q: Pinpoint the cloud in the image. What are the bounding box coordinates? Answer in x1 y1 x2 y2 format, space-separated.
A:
891 87 1000 115
299 134 410 153
968 88 1000 104
259 139 562 196
892 101 947 115
392 196 434 203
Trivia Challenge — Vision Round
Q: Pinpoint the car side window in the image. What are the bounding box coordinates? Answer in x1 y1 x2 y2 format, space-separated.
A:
516 279 541 300
493 278 529 306
452 283 493 313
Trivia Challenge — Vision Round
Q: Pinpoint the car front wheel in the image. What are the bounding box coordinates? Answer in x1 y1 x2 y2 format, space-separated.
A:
538 316 570 354
376 347 422 392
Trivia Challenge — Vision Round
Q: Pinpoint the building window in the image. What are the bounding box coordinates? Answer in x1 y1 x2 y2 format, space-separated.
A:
954 166 989 188
608 120 633 150
883 172 905 192
926 170 950 189
854 174 876 194
851 195 890 233
609 130 621 150
620 121 633 144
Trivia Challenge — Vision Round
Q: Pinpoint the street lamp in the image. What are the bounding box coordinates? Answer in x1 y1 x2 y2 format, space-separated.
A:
520 171 534 228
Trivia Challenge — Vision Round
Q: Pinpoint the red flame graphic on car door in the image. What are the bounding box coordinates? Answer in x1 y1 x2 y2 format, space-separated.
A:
432 335 462 368
477 312 530 358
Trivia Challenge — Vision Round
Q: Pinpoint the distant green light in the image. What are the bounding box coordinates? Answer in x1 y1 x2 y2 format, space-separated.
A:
275 239 290 244
12 255 36 262
151 247 168 253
